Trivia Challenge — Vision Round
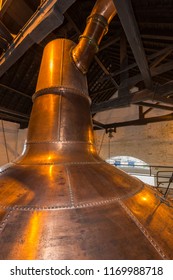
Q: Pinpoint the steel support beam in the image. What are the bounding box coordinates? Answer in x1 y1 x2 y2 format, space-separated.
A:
110 45 173 78
141 34 173 42
92 120 105 129
94 113 173 130
119 60 173 90
66 11 119 89
119 32 129 96
113 0 152 89
94 56 119 89
138 106 144 120
150 49 173 69
0 106 30 119
91 81 173 113
136 102 173 112
90 86 116 97
0 106 29 127
104 113 173 129
0 20 13 44
0 0 76 77
143 107 154 117
0 83 32 99
0 112 28 124
99 36 120 52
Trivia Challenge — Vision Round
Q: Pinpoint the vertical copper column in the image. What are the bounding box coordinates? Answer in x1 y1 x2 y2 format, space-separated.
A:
16 39 100 165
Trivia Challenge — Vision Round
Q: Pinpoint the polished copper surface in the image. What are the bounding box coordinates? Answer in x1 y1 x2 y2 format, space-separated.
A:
72 0 116 74
0 0 173 259
0 38 173 260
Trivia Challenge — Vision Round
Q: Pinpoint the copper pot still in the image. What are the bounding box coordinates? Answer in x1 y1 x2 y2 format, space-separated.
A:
0 0 173 260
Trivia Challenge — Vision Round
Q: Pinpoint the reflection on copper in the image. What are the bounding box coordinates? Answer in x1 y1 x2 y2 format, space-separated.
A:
49 165 53 178
24 212 42 260
9 212 43 260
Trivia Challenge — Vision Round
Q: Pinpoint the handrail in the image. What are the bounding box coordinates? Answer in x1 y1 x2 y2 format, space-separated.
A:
109 162 173 197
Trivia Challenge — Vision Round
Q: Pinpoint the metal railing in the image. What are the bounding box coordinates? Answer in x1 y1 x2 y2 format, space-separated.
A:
156 171 173 197
111 163 173 198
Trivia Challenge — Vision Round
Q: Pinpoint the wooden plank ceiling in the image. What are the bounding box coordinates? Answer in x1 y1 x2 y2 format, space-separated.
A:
0 0 173 129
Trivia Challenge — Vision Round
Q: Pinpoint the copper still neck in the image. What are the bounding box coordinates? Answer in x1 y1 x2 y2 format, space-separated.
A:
18 0 117 165
16 39 99 165
15 0 116 164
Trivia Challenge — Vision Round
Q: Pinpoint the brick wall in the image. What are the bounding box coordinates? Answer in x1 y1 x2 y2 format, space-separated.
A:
94 106 173 166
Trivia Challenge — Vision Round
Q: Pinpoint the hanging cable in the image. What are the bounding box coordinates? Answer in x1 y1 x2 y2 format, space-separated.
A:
106 128 116 162
108 134 111 160
1 119 10 162
98 130 106 155
15 125 19 159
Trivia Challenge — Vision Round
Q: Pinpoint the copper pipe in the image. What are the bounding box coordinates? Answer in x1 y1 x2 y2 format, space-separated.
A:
72 0 116 74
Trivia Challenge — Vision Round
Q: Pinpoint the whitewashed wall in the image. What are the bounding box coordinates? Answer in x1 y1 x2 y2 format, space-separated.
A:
0 120 19 166
0 120 27 167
